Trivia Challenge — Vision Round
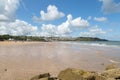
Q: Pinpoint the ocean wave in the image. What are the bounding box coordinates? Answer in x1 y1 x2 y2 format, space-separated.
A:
79 43 120 48
61 41 120 48
83 43 107 46
109 59 120 63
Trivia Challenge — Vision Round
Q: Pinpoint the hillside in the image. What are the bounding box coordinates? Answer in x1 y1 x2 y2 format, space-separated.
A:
0 35 108 41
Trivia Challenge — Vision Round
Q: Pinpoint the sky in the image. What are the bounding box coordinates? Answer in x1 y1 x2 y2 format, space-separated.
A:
0 0 120 41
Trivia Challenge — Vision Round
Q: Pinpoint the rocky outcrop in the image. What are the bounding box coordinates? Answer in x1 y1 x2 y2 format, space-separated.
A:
30 64 120 80
58 68 106 80
102 68 120 80
57 65 120 80
30 73 58 80
105 64 117 70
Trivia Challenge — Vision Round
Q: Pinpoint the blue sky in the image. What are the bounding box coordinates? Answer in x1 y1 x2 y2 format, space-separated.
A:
0 0 120 41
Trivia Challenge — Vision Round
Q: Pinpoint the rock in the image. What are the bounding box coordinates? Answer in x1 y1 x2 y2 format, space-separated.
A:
48 77 58 80
30 65 120 80
95 75 106 80
39 78 49 80
57 68 105 80
4 69 7 71
106 78 115 80
30 73 50 80
102 68 120 80
30 73 58 80
38 77 58 80
58 68 84 80
105 64 117 70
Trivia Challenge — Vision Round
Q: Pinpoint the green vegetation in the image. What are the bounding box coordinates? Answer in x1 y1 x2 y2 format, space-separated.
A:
75 37 108 41
43 37 108 41
0 35 12 41
0 34 108 41
0 35 46 41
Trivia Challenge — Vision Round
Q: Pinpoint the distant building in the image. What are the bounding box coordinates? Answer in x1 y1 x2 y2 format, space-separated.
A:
8 38 14 41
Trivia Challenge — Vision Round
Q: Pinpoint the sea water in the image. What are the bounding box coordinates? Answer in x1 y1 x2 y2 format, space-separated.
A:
68 41 120 48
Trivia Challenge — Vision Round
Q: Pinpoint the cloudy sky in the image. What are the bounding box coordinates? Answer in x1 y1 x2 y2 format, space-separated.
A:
0 0 120 40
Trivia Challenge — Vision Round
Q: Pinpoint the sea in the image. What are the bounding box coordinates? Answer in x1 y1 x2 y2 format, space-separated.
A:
64 41 120 48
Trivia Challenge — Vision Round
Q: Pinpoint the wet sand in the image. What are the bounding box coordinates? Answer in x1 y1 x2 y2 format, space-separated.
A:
0 41 120 80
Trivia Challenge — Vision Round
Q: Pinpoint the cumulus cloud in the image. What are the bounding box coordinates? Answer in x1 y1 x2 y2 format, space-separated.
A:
41 24 57 37
40 15 72 37
71 17 90 28
0 0 41 36
0 20 40 36
1 13 90 37
99 0 120 14
0 0 20 22
57 23 71 37
0 1 91 37
80 25 106 37
57 14 89 36
33 5 65 22
94 17 107 22
41 23 71 37
41 14 90 37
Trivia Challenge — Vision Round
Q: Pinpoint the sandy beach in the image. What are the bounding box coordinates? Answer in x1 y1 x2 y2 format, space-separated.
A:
0 41 120 80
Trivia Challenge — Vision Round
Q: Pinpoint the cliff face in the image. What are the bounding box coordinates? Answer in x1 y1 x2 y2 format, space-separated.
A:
30 64 120 80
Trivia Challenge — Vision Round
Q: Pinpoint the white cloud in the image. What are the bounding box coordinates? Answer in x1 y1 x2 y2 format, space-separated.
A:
0 1 90 37
0 0 20 22
41 24 57 37
57 14 90 36
33 5 65 22
71 17 90 28
40 16 72 37
99 0 120 14
94 17 107 22
0 20 40 36
41 23 71 37
0 0 40 36
57 15 72 36
65 14 90 28
41 14 90 37
57 21 71 36
80 25 106 37
0 13 90 37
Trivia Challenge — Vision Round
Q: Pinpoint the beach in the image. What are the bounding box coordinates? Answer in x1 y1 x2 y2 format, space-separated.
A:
0 41 120 80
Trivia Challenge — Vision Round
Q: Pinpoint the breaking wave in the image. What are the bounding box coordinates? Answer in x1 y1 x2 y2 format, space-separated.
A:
61 41 120 48
78 42 120 48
